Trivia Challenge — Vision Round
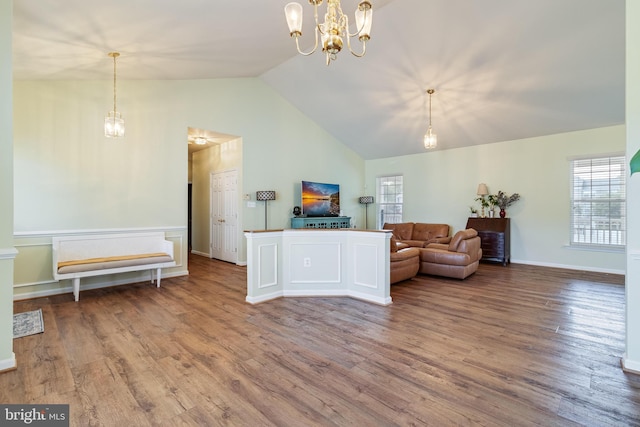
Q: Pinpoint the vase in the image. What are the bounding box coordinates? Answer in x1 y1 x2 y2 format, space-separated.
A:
499 209 506 218
488 210 495 218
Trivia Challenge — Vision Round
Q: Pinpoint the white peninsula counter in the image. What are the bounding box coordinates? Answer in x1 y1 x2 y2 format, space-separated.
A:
244 229 392 305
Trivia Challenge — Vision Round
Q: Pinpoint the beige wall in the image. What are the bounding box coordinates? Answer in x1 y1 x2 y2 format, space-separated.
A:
366 125 626 273
0 0 15 371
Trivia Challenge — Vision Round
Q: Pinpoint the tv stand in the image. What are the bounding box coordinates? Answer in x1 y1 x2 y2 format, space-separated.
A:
291 216 351 229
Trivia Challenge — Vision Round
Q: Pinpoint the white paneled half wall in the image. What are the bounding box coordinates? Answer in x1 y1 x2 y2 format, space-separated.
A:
245 229 391 305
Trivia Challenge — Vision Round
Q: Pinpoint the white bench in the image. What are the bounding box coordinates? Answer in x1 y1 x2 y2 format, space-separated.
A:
52 232 176 301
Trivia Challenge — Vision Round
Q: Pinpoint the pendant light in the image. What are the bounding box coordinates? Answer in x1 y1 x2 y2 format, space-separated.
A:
423 89 437 149
105 52 124 137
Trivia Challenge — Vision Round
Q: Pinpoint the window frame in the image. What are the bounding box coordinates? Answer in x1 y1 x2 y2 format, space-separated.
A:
376 175 403 228
569 154 626 249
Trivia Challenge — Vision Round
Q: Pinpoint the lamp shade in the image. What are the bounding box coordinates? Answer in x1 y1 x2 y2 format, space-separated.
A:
477 183 489 196
358 196 374 204
256 191 276 201
284 2 303 34
105 112 125 137
355 6 372 39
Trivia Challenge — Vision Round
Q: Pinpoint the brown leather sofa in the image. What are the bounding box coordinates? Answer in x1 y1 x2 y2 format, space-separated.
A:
383 222 451 248
389 236 420 284
418 228 482 279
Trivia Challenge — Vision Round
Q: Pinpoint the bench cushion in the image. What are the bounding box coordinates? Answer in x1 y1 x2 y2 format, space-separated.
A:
57 253 173 274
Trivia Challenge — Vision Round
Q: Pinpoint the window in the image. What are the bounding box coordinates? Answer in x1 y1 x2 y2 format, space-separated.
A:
377 175 403 227
570 156 625 247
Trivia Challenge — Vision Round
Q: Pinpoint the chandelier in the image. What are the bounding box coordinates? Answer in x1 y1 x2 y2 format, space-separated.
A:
104 52 124 138
423 89 437 149
284 0 373 65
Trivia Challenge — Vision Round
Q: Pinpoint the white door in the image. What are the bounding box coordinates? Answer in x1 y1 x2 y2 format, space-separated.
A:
210 170 238 263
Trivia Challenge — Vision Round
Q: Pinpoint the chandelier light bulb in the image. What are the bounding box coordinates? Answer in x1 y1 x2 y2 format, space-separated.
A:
284 0 372 65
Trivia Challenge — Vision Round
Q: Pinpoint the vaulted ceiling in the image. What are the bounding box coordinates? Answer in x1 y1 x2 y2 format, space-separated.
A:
12 0 625 160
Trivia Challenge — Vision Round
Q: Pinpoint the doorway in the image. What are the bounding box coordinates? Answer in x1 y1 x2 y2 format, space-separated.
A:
188 127 242 263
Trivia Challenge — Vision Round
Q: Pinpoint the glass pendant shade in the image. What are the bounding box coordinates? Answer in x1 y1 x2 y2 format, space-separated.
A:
355 7 372 40
285 2 303 35
105 111 125 138
423 126 437 149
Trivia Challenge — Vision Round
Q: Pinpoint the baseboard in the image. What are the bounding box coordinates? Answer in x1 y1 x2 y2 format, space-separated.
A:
190 250 246 266
190 250 210 258
247 289 393 306
0 353 16 373
621 355 640 375
510 259 625 275
246 291 283 304
13 270 189 301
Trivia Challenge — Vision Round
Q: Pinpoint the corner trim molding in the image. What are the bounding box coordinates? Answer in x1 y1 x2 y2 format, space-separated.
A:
0 247 18 260
621 355 640 376
0 353 17 373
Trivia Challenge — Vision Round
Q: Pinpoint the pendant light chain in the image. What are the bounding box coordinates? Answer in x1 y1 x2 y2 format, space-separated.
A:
428 89 433 128
112 52 118 114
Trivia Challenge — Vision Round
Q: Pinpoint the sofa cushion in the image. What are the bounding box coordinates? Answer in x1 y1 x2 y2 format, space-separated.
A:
419 248 471 266
383 222 415 240
401 239 427 248
390 247 420 262
396 241 410 250
412 223 449 243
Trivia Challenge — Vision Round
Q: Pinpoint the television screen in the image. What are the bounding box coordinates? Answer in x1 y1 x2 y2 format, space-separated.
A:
301 181 340 217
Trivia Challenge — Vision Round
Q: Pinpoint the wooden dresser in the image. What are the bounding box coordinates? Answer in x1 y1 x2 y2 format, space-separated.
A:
465 217 510 265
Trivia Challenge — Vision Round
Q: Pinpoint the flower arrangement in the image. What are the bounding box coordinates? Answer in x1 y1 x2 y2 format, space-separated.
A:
496 191 520 209
487 194 499 211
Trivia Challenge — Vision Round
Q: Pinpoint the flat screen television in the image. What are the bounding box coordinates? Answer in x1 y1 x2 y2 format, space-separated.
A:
301 180 340 217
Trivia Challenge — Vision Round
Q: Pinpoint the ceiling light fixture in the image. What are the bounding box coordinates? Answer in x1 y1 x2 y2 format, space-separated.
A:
284 0 373 66
105 52 124 138
423 89 437 149
194 137 207 145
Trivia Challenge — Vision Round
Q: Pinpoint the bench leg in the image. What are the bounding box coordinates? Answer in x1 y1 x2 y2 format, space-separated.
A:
73 278 80 302
156 268 162 288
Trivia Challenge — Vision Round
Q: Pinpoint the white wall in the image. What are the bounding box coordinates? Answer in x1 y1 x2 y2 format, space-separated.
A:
624 1 640 372
0 0 16 372
365 125 626 273
12 77 366 297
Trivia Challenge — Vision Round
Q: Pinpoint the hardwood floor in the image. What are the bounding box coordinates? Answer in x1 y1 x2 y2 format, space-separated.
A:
2 256 639 426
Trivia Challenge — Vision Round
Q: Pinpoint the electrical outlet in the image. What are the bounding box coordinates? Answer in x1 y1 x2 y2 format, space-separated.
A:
303 257 311 267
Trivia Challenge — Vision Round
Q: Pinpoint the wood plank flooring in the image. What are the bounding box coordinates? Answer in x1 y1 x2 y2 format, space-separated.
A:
2 256 639 426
